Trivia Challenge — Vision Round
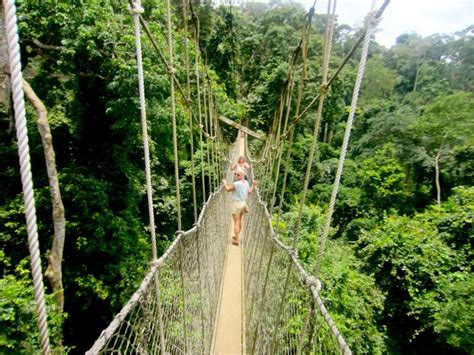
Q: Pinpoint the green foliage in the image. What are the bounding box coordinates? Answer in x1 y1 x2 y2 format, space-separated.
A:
357 187 473 352
356 144 413 215
432 273 474 352
0 257 64 352
361 56 399 102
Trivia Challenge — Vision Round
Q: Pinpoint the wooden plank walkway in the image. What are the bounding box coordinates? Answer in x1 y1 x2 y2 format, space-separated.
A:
212 136 246 354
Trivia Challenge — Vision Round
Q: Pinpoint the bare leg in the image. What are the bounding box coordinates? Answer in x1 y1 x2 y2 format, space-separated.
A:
233 213 241 244
239 212 244 242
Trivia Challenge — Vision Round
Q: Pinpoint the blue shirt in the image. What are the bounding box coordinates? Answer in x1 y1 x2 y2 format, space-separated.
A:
232 180 250 201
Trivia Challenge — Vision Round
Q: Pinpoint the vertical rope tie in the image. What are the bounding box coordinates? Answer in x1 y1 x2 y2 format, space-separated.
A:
191 14 206 203
182 0 198 222
131 0 158 260
4 0 51 353
164 0 188 351
315 9 378 277
165 0 182 230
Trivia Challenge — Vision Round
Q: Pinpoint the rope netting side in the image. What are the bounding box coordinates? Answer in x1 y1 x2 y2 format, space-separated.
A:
242 190 351 354
245 141 351 354
87 187 231 354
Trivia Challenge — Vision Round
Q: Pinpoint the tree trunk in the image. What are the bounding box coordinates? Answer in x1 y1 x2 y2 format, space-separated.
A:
434 149 441 206
23 79 66 313
0 2 11 114
323 122 328 143
413 60 420 93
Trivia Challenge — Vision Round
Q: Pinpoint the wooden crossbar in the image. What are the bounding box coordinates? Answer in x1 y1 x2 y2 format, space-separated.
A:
218 116 265 140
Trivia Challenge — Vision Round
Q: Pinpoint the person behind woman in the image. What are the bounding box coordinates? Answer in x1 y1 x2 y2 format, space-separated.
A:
231 155 251 180
222 167 257 246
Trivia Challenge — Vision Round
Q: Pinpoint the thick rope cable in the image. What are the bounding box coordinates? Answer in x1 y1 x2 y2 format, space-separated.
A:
208 90 216 189
131 1 158 260
211 95 220 188
182 0 198 221
202 77 212 193
269 77 295 211
131 9 167 351
274 53 308 229
190 15 207 203
165 0 182 230
315 7 378 277
4 1 51 352
292 0 336 245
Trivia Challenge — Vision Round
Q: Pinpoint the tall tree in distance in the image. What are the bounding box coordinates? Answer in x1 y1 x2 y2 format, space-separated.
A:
1 2 11 115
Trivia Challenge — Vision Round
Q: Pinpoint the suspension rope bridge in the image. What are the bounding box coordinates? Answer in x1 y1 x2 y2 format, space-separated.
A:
4 0 390 353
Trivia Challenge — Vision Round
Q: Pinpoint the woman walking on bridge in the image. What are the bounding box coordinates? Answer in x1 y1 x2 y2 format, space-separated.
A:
223 167 257 246
231 155 251 180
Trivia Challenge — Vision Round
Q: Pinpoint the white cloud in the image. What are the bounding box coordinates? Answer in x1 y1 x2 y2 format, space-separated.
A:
296 0 473 47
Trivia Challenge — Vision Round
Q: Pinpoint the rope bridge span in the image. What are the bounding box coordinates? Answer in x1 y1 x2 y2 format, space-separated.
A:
87 136 351 354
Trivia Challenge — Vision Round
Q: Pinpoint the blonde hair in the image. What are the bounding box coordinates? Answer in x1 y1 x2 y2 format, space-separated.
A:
235 167 245 176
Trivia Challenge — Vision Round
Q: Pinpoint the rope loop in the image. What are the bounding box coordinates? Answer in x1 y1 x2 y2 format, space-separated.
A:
364 10 379 27
306 276 321 292
130 2 144 14
319 82 329 95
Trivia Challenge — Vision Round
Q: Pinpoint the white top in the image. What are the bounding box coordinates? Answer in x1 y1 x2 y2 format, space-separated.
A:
232 180 249 201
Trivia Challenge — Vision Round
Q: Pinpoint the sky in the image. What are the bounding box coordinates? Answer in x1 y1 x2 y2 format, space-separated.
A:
296 0 474 47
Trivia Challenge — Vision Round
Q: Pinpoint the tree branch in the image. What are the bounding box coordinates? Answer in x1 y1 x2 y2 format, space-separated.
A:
23 79 66 314
30 38 62 51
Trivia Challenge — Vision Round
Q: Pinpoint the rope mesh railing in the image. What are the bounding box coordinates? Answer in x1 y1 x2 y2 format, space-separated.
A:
242 189 351 355
87 185 231 354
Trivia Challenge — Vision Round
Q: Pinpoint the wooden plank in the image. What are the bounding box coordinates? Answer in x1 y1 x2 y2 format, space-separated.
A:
219 116 265 140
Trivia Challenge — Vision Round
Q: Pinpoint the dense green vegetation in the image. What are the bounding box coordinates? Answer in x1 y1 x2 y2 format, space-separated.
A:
1 0 472 353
